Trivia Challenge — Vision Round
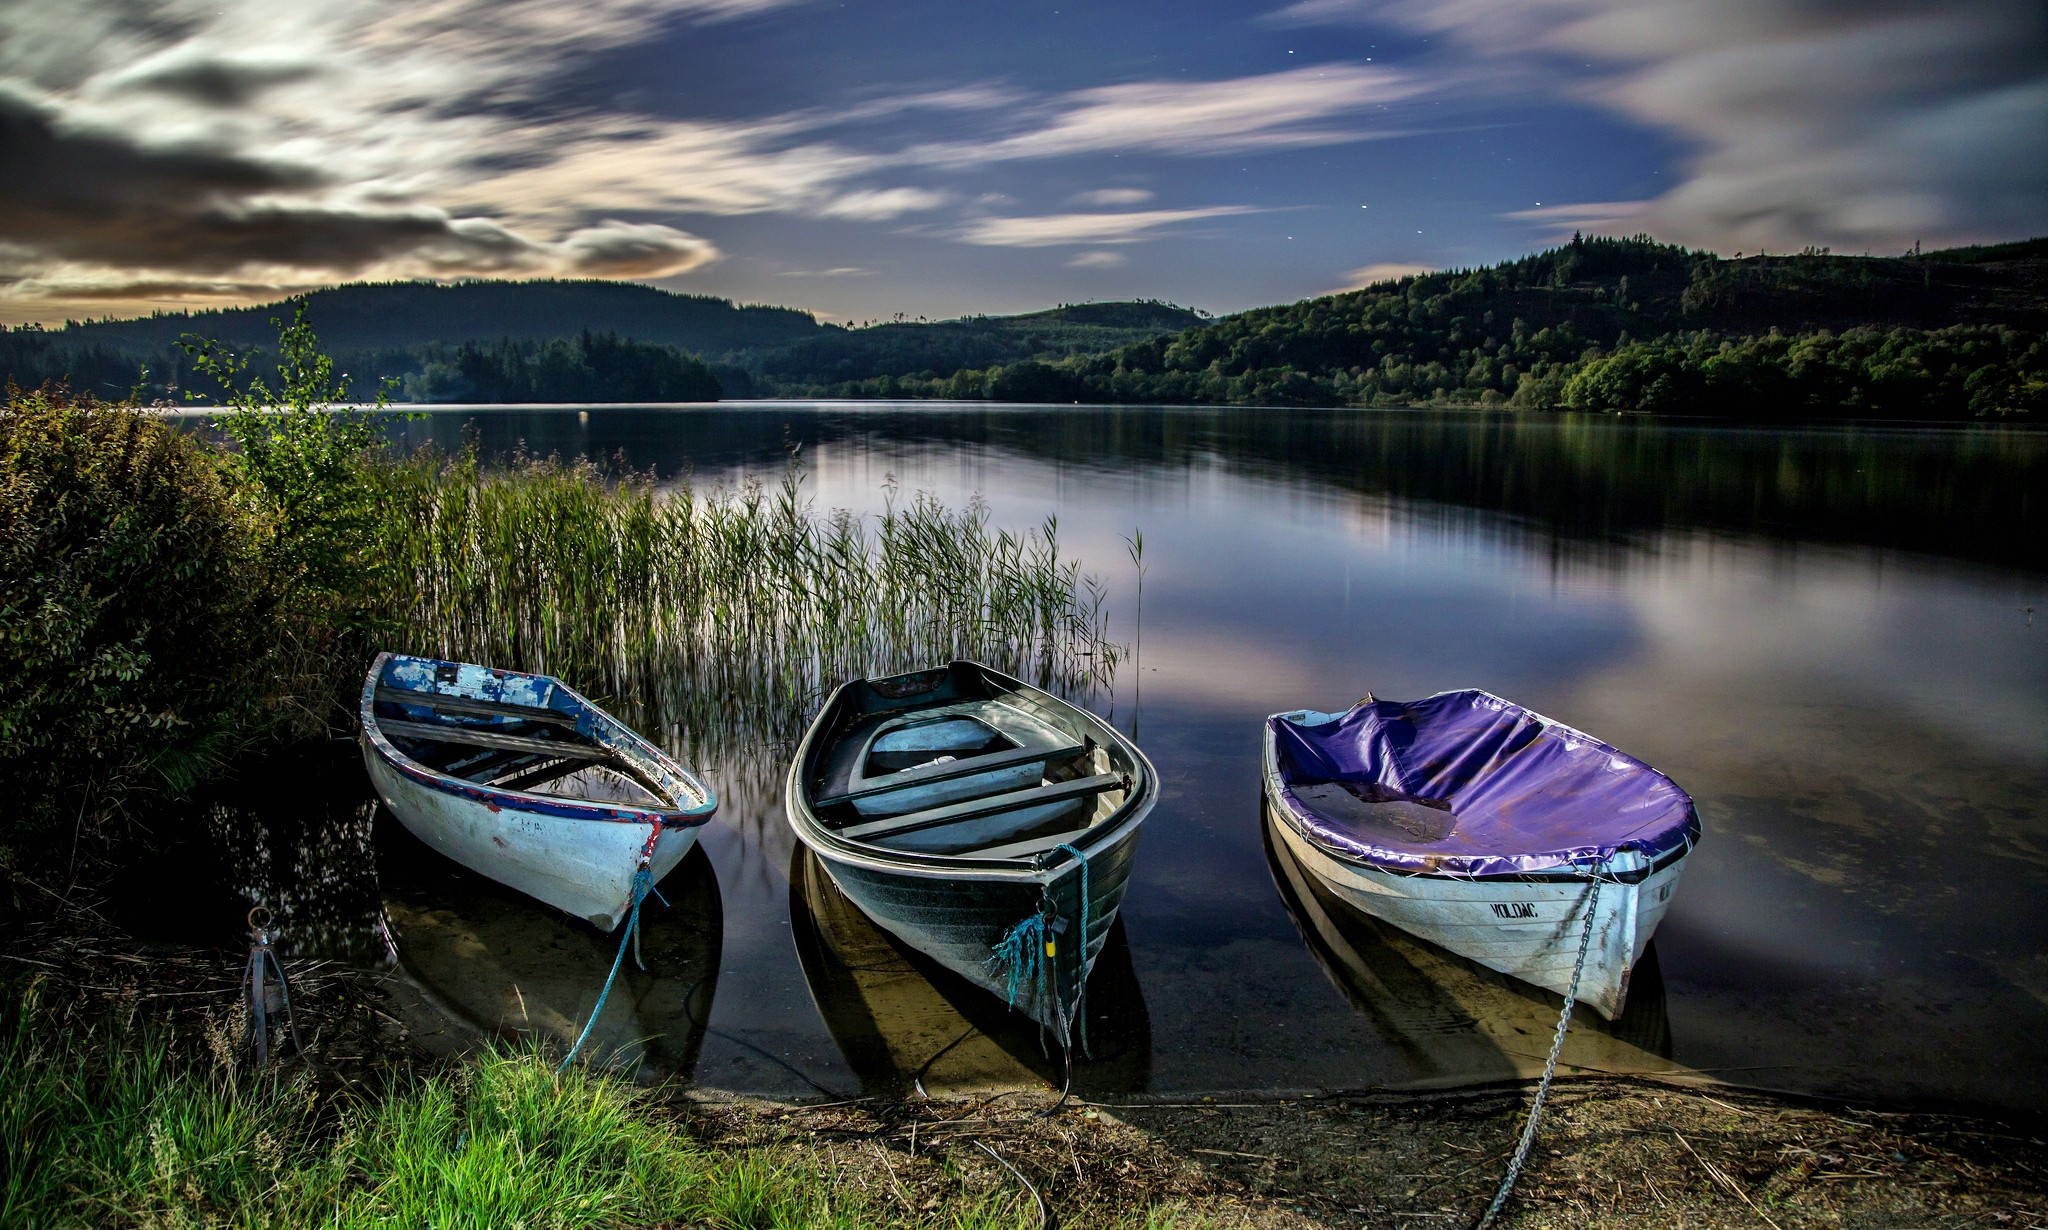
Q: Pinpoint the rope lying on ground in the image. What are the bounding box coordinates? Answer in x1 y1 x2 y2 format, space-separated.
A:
1474 869 1605 1230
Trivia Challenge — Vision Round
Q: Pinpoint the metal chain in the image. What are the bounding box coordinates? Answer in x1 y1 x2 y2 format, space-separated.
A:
1474 872 1604 1230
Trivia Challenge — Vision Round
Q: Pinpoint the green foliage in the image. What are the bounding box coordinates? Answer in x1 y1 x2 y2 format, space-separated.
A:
0 387 265 847
401 331 722 403
7 979 1197 1228
941 236 2045 418
183 300 390 632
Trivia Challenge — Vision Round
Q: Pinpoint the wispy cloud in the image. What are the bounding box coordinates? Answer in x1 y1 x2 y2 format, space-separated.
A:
818 187 954 220
1071 188 1155 207
1066 250 1128 268
1278 0 2048 253
1331 261 1434 292
914 64 1425 164
778 266 873 277
960 206 1265 248
1500 200 1650 241
0 0 797 316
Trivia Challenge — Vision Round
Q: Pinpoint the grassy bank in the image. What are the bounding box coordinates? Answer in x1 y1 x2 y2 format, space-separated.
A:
0 975 1065 1229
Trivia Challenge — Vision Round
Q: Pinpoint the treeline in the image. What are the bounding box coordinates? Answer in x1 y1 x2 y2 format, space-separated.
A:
396 333 720 402
734 300 1205 394
0 330 722 404
836 236 2045 418
27 278 823 354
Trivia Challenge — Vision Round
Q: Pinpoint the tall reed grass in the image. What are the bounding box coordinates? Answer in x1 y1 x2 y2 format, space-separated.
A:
371 450 1120 758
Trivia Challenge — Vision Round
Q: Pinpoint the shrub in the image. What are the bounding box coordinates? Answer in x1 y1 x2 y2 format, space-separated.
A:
0 388 267 856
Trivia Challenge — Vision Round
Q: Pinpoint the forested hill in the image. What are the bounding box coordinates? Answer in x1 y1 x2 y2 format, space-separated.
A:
1 286 1205 404
911 236 2045 418
34 279 828 355
732 300 1206 395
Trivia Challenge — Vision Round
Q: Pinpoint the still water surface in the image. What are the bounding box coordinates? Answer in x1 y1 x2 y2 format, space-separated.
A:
220 404 2048 1115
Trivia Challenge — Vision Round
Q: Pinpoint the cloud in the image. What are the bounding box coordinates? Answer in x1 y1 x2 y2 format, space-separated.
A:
1066 251 1128 268
1332 261 1434 291
818 187 954 220
0 0 806 319
1280 0 2048 253
1071 188 1156 207
1499 200 1651 241
557 221 720 277
913 64 1427 165
778 266 872 277
959 206 1265 248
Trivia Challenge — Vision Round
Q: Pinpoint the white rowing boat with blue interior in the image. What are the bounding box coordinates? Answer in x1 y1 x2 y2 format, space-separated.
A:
360 652 716 931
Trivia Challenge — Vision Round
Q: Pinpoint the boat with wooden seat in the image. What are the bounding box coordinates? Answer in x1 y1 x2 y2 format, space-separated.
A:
786 661 1157 1040
360 652 716 931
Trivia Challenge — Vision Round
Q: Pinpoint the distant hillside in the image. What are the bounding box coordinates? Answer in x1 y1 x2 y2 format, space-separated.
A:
734 300 1207 395
38 279 827 355
5 241 2042 416
897 236 2046 418
1 286 1207 404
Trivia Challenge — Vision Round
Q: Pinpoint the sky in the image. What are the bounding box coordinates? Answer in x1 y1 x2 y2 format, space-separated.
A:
1 0 2042 327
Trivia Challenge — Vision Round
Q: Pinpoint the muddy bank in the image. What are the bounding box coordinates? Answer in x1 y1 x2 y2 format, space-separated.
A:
685 1083 2048 1229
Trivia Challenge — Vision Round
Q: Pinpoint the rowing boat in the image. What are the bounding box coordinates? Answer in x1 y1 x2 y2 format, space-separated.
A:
360 652 716 930
786 661 1156 1041
1262 690 1699 1018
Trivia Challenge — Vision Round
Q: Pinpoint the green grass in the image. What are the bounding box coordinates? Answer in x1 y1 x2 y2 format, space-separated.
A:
371 452 1120 755
1 979 1069 1230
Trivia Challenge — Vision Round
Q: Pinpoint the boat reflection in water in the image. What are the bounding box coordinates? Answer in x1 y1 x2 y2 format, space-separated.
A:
789 846 1150 1097
379 816 722 1080
1263 804 1679 1085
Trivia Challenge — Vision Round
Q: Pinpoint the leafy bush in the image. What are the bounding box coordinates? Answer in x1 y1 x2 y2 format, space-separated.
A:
0 388 266 853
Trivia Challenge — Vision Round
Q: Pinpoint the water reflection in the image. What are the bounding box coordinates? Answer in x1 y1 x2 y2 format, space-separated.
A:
379 404 2048 572
788 846 1151 1096
1262 807 1679 1083
380 823 723 1080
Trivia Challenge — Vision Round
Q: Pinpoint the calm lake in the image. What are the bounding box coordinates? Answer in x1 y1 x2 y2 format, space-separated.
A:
198 403 2048 1117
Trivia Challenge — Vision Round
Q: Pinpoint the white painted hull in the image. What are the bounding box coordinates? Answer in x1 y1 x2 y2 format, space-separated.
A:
1266 801 1686 1018
366 748 698 931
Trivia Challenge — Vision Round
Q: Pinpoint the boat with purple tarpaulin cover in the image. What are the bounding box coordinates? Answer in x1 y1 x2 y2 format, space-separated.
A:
1261 689 1700 1018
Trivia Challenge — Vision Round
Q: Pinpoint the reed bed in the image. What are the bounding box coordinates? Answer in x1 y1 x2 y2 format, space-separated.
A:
371 451 1120 761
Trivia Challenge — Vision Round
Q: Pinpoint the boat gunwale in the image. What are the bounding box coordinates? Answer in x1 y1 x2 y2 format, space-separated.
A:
787 662 1156 879
1260 703 1697 886
361 651 717 829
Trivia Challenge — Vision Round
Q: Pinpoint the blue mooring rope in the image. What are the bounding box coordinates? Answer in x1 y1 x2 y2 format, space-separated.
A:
1054 842 1091 1056
558 863 654 1073
988 911 1051 1010
983 842 1094 1057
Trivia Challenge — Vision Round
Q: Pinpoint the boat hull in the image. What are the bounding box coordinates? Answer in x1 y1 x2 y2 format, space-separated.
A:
1264 796 1686 1019
806 819 1141 1032
787 661 1155 1035
360 653 714 931
364 746 699 930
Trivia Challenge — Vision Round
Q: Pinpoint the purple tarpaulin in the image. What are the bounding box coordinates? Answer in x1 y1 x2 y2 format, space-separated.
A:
1266 690 1699 878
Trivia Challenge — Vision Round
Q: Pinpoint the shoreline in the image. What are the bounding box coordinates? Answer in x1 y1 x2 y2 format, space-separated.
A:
8 904 2044 1229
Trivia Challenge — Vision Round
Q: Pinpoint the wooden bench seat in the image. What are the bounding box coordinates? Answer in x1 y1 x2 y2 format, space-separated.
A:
376 686 577 728
837 772 1128 844
377 718 608 761
814 740 1087 809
